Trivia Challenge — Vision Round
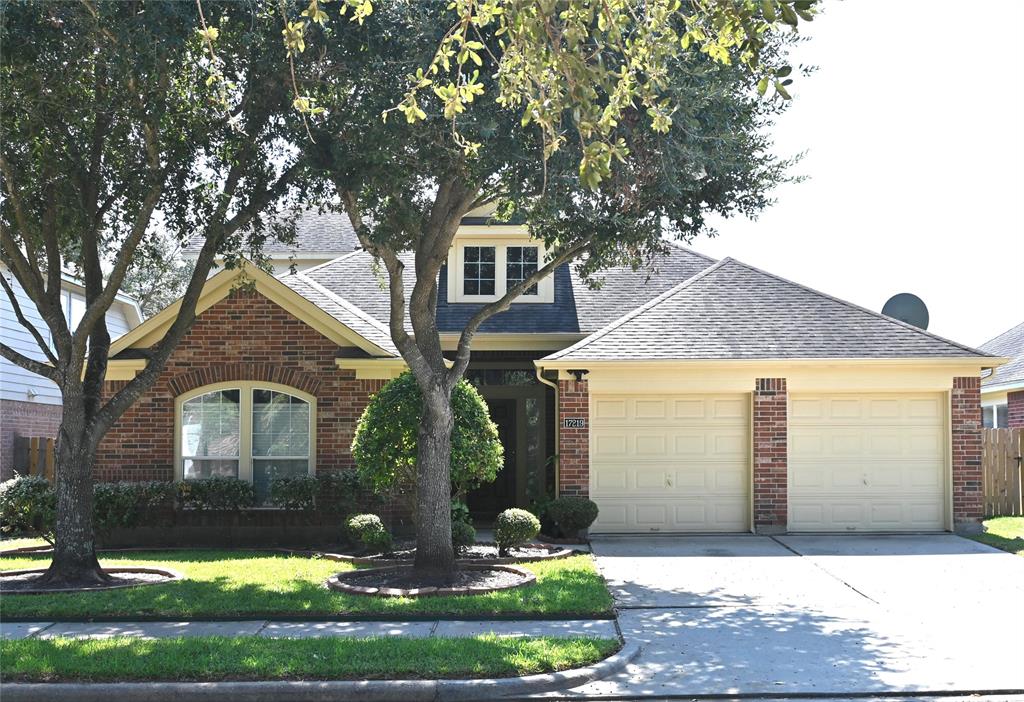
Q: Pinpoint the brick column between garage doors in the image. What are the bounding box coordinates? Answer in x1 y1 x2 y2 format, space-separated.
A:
558 379 589 498
951 376 983 532
753 378 788 534
1008 390 1024 429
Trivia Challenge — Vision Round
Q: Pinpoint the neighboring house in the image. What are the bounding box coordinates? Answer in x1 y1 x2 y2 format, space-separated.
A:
0 265 143 479
95 209 1005 534
181 210 360 276
979 321 1024 428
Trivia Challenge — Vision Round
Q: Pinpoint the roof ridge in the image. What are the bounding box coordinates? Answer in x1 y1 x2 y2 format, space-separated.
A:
299 248 368 276
546 257 733 360
723 258 997 358
662 237 718 263
980 320 1024 350
291 272 394 343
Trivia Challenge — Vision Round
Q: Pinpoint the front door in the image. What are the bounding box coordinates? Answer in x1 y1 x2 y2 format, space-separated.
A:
467 398 517 520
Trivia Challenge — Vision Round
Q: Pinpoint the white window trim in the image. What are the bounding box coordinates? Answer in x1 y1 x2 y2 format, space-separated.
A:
447 238 554 304
982 399 1009 428
174 380 317 485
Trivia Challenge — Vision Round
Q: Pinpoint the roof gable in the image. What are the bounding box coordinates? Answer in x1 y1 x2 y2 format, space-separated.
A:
109 263 397 359
546 258 995 362
980 321 1024 388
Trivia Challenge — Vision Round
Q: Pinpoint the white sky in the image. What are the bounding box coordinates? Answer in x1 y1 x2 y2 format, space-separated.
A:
697 0 1024 348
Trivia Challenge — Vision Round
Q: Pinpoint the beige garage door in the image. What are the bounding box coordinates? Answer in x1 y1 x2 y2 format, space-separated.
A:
589 394 749 533
789 393 947 532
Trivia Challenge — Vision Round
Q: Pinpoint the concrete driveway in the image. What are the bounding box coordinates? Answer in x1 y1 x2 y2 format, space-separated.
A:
549 534 1024 698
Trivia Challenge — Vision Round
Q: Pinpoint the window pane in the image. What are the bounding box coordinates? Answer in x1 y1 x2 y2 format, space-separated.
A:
252 389 310 457
983 406 995 428
181 390 240 458
996 404 1008 429
253 459 308 504
506 246 538 295
463 246 496 296
183 458 239 480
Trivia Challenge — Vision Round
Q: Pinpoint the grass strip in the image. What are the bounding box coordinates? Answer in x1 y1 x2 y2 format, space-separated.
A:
969 516 1024 557
0 551 613 619
0 634 620 682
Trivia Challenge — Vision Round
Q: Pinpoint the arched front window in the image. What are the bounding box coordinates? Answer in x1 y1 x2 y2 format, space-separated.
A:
177 382 315 504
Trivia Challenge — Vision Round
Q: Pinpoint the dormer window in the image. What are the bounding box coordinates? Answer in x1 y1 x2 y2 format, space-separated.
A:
506 246 538 295
448 238 554 304
463 246 496 296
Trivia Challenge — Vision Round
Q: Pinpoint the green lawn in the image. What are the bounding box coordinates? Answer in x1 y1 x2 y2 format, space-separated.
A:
0 537 49 551
0 550 613 619
970 516 1024 556
0 635 620 682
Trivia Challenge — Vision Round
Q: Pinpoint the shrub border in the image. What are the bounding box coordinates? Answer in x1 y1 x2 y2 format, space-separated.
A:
312 541 576 566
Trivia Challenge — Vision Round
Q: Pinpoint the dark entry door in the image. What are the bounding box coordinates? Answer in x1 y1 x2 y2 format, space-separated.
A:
467 398 516 520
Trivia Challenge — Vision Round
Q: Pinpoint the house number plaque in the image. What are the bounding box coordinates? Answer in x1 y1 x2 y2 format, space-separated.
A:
562 418 587 429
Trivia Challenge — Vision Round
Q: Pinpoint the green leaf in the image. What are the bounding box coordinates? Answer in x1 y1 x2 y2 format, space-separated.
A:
761 0 777 23
757 75 769 96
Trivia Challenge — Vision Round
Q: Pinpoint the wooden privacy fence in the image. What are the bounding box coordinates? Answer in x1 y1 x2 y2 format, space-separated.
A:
982 428 1023 517
12 436 56 482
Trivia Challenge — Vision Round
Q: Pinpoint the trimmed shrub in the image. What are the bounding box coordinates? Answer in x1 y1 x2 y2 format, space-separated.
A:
351 371 503 498
346 513 392 555
0 475 56 542
451 520 476 553
176 477 255 511
546 497 599 538
317 471 365 515
494 508 540 556
94 481 175 536
268 475 319 511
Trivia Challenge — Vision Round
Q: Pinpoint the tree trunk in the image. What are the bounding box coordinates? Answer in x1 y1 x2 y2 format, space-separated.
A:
38 400 108 587
413 378 456 577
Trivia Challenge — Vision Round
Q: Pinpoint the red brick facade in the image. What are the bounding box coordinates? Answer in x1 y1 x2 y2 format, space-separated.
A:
0 399 62 480
557 378 589 497
752 378 788 534
951 375 983 529
96 290 385 483
1008 390 1024 429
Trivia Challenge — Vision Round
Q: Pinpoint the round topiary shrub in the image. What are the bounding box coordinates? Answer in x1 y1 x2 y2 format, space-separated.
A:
351 371 503 498
494 508 540 556
346 513 393 555
546 496 599 538
451 520 477 553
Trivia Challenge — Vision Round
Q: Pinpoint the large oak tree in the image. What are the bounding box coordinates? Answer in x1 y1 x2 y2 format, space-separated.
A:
294 1 808 576
0 1 306 586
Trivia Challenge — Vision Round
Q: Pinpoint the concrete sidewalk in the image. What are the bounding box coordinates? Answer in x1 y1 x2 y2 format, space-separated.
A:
1 618 617 641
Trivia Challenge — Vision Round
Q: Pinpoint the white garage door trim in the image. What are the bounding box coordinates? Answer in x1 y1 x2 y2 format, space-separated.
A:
789 393 948 533
589 393 750 533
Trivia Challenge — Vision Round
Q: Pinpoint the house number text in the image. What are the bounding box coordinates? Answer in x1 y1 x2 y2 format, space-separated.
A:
562 418 587 429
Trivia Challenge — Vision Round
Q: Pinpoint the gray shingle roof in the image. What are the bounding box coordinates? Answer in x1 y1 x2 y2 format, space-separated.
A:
277 272 398 356
546 258 995 361
980 321 1024 387
182 210 360 257
299 244 716 335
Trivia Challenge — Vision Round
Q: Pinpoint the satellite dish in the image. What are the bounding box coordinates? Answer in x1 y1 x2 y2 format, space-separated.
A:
882 293 929 330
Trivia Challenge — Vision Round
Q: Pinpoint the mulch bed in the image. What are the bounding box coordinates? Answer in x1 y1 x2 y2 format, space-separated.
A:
326 563 536 597
0 567 183 595
318 541 575 566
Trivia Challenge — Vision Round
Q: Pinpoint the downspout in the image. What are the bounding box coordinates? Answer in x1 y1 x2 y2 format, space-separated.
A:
535 363 559 497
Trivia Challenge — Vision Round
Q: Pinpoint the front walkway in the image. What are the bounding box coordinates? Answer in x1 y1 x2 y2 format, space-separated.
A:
1 618 617 641
541 534 1024 698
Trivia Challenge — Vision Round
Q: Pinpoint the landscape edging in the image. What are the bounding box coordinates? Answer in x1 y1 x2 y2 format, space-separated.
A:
0 642 641 702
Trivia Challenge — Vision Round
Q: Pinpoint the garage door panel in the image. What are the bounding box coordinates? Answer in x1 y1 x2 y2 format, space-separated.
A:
590 498 746 532
791 428 943 460
590 393 749 533
790 393 946 532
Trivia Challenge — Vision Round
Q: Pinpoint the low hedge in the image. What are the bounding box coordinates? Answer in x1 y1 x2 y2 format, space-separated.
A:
0 471 374 542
